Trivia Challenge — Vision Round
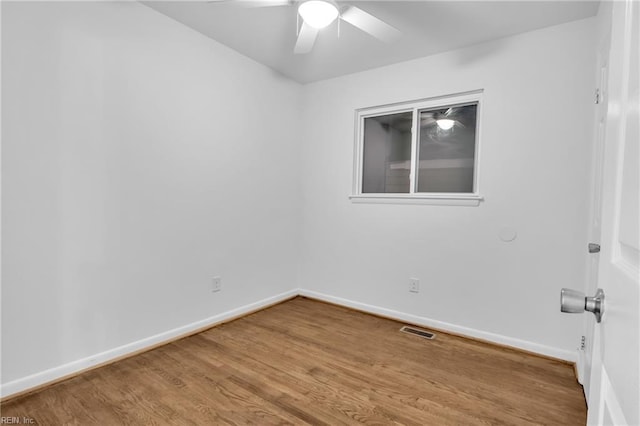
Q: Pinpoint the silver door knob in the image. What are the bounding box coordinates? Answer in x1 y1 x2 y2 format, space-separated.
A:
560 288 605 322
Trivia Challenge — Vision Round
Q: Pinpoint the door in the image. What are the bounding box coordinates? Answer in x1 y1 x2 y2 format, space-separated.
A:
581 26 609 399
587 0 639 424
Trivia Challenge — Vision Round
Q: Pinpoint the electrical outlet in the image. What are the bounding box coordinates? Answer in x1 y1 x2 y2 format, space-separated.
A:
212 276 221 292
409 278 420 293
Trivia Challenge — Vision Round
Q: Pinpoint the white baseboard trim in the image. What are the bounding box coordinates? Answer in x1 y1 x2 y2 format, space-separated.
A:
299 289 577 363
0 289 298 400
576 348 585 385
2 287 577 400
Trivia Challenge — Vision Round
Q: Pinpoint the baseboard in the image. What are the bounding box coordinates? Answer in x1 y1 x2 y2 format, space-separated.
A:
576 347 585 384
1 287 577 401
299 289 577 363
0 289 298 401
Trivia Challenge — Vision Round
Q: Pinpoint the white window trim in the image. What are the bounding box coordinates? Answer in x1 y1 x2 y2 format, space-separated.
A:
351 90 484 206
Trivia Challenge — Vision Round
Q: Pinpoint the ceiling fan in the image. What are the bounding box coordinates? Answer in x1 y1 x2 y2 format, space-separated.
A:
421 108 458 131
209 0 401 54
420 104 477 131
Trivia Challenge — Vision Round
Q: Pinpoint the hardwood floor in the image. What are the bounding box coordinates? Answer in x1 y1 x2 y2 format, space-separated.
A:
1 297 586 425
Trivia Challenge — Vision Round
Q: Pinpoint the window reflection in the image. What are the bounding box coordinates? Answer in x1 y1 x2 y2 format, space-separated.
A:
362 112 413 193
417 104 477 193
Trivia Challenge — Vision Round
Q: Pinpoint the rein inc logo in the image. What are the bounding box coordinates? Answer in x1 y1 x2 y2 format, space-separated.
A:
0 418 35 424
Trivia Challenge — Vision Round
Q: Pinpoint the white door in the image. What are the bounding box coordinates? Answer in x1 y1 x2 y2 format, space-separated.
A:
581 25 610 399
587 0 639 424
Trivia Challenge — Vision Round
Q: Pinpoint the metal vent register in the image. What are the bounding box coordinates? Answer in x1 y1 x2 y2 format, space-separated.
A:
400 326 436 340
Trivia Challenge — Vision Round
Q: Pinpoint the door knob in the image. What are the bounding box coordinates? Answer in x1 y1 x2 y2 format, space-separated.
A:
560 288 605 323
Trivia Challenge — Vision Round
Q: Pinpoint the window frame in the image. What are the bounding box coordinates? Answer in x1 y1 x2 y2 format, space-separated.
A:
350 90 484 206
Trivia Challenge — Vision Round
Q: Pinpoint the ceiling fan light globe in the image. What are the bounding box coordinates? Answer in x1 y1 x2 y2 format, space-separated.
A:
298 0 339 29
436 119 455 130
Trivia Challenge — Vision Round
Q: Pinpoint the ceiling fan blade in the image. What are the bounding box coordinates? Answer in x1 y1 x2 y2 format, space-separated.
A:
238 0 292 8
294 22 319 54
420 116 437 125
340 6 401 44
207 0 291 7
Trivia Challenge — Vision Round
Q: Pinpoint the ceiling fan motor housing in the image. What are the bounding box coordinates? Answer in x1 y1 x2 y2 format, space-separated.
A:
298 0 339 29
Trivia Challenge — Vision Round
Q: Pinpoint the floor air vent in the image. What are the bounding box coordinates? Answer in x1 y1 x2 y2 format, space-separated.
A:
400 326 436 340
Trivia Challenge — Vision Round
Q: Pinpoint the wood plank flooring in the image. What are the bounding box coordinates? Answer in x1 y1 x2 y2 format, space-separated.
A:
1 297 586 425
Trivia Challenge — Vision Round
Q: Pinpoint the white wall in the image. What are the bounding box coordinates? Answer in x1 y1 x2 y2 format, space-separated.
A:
1 2 597 395
1 2 301 386
298 18 596 359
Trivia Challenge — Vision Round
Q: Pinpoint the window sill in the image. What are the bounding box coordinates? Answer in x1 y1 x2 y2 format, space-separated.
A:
348 194 484 206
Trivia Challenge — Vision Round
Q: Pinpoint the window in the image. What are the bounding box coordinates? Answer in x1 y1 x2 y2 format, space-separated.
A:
351 91 483 205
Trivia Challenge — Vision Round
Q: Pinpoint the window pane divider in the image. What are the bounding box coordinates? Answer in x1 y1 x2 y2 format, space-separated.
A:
409 108 419 194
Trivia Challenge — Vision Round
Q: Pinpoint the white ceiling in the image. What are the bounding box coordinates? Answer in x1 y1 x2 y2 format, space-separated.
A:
144 1 599 84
